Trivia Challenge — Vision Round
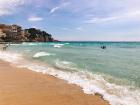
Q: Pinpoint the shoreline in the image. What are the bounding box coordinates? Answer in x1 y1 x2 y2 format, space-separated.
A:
0 60 109 105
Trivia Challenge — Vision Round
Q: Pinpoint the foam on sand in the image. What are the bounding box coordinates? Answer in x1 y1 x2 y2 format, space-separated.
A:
0 51 23 63
21 63 140 105
24 64 140 105
0 51 140 105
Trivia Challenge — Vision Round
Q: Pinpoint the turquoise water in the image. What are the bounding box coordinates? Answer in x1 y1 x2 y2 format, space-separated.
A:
0 42 140 105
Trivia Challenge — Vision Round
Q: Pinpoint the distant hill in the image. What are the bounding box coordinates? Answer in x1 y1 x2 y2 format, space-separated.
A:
24 28 54 42
0 24 59 42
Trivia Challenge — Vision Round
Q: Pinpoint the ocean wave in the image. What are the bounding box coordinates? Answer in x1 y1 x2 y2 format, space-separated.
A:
22 42 39 46
53 44 64 48
50 43 70 48
16 63 140 105
22 63 140 105
10 44 21 46
0 51 23 63
55 59 78 71
24 50 31 52
33 52 55 58
0 51 140 105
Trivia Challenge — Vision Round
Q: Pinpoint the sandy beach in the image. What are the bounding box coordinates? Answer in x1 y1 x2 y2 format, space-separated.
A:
0 61 109 105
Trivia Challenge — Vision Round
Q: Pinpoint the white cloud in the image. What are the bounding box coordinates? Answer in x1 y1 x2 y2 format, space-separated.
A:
28 16 43 22
86 10 140 24
76 27 83 31
50 2 71 14
0 0 25 16
61 27 83 31
61 27 72 31
50 7 60 14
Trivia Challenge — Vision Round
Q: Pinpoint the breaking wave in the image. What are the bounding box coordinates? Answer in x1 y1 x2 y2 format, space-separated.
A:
0 51 140 105
53 44 64 48
33 52 55 58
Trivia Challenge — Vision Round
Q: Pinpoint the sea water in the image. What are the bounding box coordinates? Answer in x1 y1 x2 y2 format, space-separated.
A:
0 42 140 105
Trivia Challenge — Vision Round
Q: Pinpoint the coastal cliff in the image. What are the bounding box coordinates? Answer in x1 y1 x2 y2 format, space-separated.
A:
24 28 54 42
0 24 58 42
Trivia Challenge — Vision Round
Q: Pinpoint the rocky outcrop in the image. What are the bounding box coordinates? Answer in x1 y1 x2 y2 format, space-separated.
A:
0 24 57 42
25 28 54 42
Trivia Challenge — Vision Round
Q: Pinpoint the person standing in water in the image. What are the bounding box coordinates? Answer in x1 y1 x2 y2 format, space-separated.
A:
101 45 106 49
3 43 8 51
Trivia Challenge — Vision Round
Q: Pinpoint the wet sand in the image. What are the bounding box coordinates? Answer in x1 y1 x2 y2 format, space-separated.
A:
0 61 109 105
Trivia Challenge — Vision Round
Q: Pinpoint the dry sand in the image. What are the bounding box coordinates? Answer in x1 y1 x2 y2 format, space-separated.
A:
0 61 109 105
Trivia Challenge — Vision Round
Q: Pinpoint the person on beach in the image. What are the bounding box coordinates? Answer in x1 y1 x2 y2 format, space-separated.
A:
3 44 8 51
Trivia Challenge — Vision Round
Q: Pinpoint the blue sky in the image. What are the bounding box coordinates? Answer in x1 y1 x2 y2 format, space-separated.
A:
0 0 140 41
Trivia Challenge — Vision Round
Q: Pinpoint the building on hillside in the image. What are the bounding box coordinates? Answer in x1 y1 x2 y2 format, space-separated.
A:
21 30 30 41
11 24 22 40
0 24 56 42
0 24 11 33
0 29 6 37
0 24 12 40
0 29 6 41
0 24 23 41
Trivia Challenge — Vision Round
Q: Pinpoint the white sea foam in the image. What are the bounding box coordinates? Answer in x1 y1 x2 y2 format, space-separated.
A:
55 59 78 71
22 42 39 46
18 64 140 105
0 51 140 105
53 44 64 48
33 52 55 58
55 59 74 66
0 51 23 63
10 44 21 46
23 64 140 105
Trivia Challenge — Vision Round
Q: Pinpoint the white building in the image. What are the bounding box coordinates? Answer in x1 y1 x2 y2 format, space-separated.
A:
0 29 6 38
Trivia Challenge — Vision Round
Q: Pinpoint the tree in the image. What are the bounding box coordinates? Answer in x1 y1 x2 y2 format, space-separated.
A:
25 28 53 42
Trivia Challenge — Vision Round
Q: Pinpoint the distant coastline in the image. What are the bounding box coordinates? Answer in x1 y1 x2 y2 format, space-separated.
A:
0 24 59 42
60 41 140 43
